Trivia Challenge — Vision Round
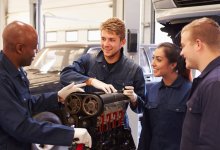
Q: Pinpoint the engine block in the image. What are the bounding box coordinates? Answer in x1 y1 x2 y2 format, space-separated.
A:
64 92 136 150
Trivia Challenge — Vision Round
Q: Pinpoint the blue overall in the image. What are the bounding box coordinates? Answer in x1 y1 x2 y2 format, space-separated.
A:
0 51 74 150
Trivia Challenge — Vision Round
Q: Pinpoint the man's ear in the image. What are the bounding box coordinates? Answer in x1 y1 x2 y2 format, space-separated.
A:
121 38 126 46
15 43 23 54
195 39 202 51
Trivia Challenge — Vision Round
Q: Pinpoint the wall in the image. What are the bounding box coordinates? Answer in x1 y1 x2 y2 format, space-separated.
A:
0 0 156 49
5 0 113 48
0 0 7 50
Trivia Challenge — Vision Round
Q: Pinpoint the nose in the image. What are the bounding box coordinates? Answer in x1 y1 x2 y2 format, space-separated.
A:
35 48 39 54
180 49 184 56
33 48 39 56
151 59 155 67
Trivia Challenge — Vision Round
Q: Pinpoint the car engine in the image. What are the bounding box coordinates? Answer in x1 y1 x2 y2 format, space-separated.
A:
64 92 136 150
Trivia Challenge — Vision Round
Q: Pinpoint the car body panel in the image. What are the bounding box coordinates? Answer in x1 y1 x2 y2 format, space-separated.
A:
155 4 220 24
153 0 220 45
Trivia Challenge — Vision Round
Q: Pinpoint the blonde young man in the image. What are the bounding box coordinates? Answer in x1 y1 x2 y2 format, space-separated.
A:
60 17 146 148
180 17 220 150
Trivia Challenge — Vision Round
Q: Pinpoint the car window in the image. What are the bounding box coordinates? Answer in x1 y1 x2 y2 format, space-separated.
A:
140 47 152 75
29 45 101 73
68 48 86 64
31 49 66 72
87 47 101 54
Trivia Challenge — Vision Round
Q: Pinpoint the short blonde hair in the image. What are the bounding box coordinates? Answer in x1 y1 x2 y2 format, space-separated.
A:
100 17 125 41
181 17 220 48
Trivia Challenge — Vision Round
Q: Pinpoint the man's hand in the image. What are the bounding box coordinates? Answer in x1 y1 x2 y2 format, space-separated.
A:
58 83 86 103
89 78 117 93
73 128 92 148
123 86 137 103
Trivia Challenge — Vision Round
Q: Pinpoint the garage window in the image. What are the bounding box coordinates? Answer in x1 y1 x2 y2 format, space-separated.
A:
88 30 100 41
66 31 78 42
46 32 57 42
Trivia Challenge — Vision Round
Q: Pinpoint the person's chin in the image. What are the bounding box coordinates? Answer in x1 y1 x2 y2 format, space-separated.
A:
153 71 160 77
104 52 112 57
186 62 192 69
27 60 33 66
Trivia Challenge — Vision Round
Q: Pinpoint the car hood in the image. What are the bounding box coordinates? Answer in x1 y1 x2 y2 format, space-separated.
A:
26 70 63 94
27 70 59 84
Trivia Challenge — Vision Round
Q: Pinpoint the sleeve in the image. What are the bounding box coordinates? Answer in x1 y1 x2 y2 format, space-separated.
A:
130 66 146 114
0 78 74 146
60 54 92 86
198 81 220 150
30 92 62 113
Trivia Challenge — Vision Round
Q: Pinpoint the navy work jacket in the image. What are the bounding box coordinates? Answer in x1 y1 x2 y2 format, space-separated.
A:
60 49 146 127
138 75 191 150
0 51 73 150
181 57 220 150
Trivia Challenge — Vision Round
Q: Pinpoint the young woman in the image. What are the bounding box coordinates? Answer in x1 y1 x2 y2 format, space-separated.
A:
138 42 192 150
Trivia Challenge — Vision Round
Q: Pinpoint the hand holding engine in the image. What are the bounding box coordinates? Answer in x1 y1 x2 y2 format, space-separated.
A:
58 83 85 104
86 78 117 93
123 86 137 103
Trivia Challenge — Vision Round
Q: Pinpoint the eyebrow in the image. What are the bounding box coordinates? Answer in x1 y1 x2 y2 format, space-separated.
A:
153 55 164 59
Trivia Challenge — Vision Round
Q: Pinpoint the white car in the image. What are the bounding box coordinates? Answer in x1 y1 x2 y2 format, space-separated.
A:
152 0 220 45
